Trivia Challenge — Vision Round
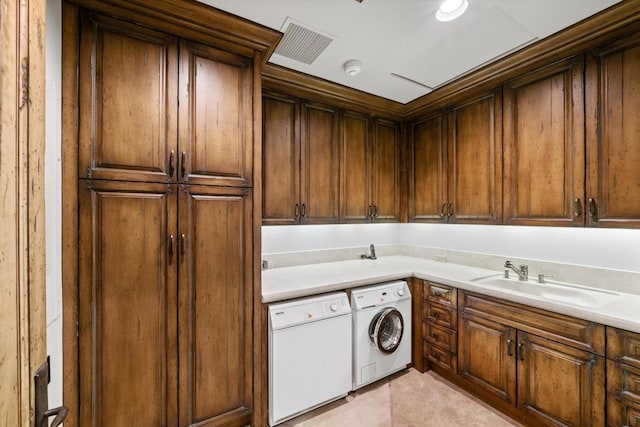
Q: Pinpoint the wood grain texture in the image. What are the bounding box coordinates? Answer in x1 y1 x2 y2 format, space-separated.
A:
340 111 371 223
78 13 178 183
586 32 640 227
503 57 585 226
77 180 178 425
179 40 253 187
371 119 400 222
447 90 502 224
0 0 47 424
262 92 300 224
177 185 253 426
458 313 517 405
62 5 81 425
300 101 340 224
408 112 447 223
517 332 605 426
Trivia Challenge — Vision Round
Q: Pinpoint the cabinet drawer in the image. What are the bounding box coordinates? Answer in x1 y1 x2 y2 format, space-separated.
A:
424 282 457 308
608 327 640 369
461 291 605 355
424 342 457 373
607 392 640 427
423 321 457 353
607 359 640 402
423 302 457 330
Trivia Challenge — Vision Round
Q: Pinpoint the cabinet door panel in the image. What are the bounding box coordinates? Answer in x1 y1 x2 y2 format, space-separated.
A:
372 119 400 222
409 112 447 222
262 94 300 224
587 35 640 227
504 58 585 226
340 112 370 223
78 14 178 183
458 313 516 404
448 92 502 223
517 332 604 427
78 180 177 426
178 186 253 426
179 41 252 187
300 102 339 224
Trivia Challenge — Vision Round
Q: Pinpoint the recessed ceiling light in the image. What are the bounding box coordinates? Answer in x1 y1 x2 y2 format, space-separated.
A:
344 59 362 76
436 0 469 22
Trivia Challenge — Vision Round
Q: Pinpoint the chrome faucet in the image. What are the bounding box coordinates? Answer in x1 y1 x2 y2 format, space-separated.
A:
504 260 528 281
361 244 377 260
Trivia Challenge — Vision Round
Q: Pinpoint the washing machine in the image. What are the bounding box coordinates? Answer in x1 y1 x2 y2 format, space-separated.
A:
351 280 411 390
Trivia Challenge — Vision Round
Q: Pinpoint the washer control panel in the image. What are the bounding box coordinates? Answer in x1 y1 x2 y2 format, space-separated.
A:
269 292 351 330
351 281 410 310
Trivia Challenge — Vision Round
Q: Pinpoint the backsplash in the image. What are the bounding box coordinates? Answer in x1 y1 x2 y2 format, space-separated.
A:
262 223 640 294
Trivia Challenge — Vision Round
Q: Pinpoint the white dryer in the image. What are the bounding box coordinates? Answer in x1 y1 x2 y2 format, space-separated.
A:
351 280 411 390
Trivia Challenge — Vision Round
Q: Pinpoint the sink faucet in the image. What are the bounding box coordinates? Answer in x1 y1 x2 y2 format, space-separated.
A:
361 244 377 260
504 260 528 281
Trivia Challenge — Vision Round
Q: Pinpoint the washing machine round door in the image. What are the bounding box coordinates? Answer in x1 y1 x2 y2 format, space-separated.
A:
369 308 404 354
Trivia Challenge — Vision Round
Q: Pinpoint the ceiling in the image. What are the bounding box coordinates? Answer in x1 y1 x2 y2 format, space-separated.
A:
198 0 622 104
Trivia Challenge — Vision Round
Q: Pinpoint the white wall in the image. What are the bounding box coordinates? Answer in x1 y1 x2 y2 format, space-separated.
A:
262 223 400 253
263 223 640 272
45 0 63 408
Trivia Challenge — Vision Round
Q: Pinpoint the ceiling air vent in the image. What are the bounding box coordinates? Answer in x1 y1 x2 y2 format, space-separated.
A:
274 18 334 65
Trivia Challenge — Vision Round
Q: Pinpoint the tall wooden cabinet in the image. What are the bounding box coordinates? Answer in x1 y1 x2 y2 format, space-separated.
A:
69 6 271 425
409 90 502 224
262 93 339 225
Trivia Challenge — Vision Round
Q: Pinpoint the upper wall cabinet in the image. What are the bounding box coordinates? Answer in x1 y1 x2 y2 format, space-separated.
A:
503 57 585 226
409 90 502 224
78 14 253 187
409 111 447 222
341 112 400 223
262 93 339 225
586 32 640 228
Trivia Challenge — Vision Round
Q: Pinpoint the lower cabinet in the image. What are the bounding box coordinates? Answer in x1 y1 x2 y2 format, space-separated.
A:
78 180 254 426
607 327 640 427
423 282 458 373
422 284 608 426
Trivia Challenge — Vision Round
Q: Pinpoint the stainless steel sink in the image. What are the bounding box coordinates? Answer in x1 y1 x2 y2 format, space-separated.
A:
470 274 619 308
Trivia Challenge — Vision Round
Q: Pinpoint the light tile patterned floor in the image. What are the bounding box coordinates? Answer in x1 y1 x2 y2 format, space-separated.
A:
282 369 522 427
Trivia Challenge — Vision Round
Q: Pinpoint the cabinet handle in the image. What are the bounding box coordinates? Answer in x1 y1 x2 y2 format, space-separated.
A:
180 234 186 256
294 203 300 219
430 311 439 319
588 198 598 222
373 205 378 218
301 203 306 218
431 286 449 298
507 339 513 356
169 150 175 177
180 151 186 178
440 203 446 218
433 352 441 361
368 205 373 218
168 234 174 262
517 342 524 361
573 198 582 217
447 203 453 217
432 333 439 340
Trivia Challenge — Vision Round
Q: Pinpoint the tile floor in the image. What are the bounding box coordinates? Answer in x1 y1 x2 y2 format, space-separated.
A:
282 369 522 427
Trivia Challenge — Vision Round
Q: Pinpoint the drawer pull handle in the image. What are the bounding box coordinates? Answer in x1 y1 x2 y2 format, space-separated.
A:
432 333 439 340
431 312 439 319
431 286 450 298
507 339 513 356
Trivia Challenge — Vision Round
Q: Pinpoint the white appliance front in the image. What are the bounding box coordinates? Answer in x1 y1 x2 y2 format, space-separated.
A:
352 281 411 390
268 293 352 426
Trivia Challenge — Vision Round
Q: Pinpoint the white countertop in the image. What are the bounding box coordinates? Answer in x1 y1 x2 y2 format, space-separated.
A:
262 255 640 334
